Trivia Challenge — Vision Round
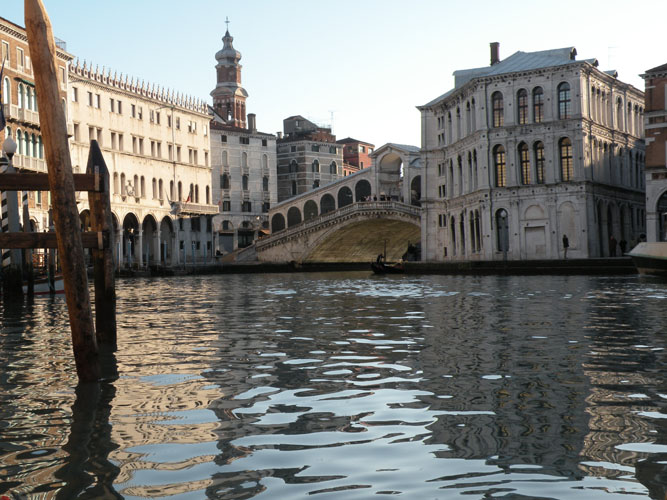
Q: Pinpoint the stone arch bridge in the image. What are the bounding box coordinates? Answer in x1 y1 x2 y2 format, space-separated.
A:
257 144 422 262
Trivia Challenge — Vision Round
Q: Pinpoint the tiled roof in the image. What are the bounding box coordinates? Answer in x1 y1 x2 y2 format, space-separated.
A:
422 47 596 108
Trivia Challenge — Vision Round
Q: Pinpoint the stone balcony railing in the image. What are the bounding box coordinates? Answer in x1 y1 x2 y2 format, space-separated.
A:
4 104 40 126
13 154 47 173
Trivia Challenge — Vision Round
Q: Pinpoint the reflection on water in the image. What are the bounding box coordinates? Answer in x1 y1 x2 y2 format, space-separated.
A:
1 273 667 499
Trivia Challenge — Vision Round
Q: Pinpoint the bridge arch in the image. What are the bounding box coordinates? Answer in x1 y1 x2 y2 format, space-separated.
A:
304 200 318 221
338 186 353 208
271 213 285 233
355 179 371 201
287 206 302 227
321 193 335 215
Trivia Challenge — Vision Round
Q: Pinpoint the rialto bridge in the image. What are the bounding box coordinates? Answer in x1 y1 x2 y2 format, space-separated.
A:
257 144 422 262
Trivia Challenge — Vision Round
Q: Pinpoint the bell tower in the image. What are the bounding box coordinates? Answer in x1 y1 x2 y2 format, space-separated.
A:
211 19 248 128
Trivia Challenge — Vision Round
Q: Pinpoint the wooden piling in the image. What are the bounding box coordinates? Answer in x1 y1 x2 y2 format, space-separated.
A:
25 0 100 381
22 189 34 296
86 141 117 349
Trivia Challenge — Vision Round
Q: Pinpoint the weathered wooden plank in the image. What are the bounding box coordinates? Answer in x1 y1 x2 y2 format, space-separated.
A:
0 231 109 249
0 173 101 191
25 0 100 381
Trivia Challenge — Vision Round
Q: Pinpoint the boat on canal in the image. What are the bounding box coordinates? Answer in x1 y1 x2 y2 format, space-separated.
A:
371 261 405 274
22 274 65 295
628 242 667 276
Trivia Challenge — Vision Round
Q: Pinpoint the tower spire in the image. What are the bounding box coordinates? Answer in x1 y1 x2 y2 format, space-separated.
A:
225 16 230 33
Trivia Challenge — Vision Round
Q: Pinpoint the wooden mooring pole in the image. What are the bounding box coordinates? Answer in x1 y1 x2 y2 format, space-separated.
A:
87 141 117 349
25 0 100 381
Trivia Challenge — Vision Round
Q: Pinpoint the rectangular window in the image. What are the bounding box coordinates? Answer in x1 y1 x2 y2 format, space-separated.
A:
167 115 172 127
156 111 160 125
71 87 78 102
111 132 117 150
222 200 231 212
17 47 24 69
73 123 80 142
117 100 122 114
242 201 252 212
97 128 103 147
131 104 136 118
157 142 162 158
138 106 143 120
168 144 173 160
110 98 115 113
132 136 137 154
205 151 209 166
88 92 93 107
240 137 250 145
1 41 8 63
95 94 101 109
118 133 124 151
177 146 181 162
175 117 180 129
221 135 227 142
311 145 320 152
139 138 144 155
151 140 156 157
291 146 297 152
88 126 95 142
150 110 155 123
262 139 267 147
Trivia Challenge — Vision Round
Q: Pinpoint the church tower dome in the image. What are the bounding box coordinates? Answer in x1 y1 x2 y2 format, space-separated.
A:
211 19 248 129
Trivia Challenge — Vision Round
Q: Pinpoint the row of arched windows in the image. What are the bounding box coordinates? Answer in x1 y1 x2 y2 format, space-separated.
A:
437 149 479 198
447 210 482 257
491 83 570 129
113 172 210 204
2 77 38 111
287 159 338 174
436 98 477 145
220 150 270 170
493 138 570 187
5 127 44 159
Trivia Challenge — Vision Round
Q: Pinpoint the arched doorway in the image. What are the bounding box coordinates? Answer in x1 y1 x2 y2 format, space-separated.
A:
142 215 158 266
338 186 353 208
321 194 335 215
160 216 174 265
496 209 509 256
304 200 318 221
355 179 371 202
122 213 140 267
410 176 421 206
271 213 285 233
287 206 302 227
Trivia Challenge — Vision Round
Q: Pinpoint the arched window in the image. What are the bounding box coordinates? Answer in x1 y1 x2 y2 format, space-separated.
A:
311 159 320 173
222 150 228 166
16 129 23 155
262 154 268 169
242 174 249 191
534 141 545 184
18 83 25 109
113 172 119 195
518 142 530 185
2 77 10 105
206 186 210 204
152 178 157 199
558 82 571 119
140 176 146 198
290 159 298 173
457 155 463 195
559 137 573 181
170 180 174 200
263 176 269 192
291 180 297 196
159 179 164 200
31 134 37 158
23 131 30 156
195 185 199 203
121 173 126 196
241 151 247 168
26 87 33 111
330 161 337 175
178 181 183 201
38 136 43 158
517 89 528 125
188 183 194 202
616 98 624 130
492 92 504 127
532 87 544 123
456 107 461 138
493 145 506 187
466 101 471 134
496 209 509 252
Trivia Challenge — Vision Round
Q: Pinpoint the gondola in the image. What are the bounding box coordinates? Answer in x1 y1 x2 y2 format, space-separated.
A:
371 261 404 274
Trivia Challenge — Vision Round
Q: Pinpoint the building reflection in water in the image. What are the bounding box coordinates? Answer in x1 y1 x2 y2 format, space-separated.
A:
1 274 666 498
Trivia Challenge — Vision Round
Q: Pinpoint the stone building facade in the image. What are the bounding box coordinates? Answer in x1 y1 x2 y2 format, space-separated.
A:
336 137 375 175
209 29 277 253
419 44 645 261
68 60 217 268
1 15 72 232
642 63 667 242
276 116 343 201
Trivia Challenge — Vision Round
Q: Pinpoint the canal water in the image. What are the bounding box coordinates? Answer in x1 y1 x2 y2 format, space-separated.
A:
1 273 667 499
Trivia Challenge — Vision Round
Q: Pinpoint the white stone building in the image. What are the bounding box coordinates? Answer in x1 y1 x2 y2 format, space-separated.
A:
209 28 277 253
418 44 645 261
68 60 218 268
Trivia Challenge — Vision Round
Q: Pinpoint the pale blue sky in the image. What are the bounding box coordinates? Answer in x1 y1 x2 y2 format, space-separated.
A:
4 1 664 147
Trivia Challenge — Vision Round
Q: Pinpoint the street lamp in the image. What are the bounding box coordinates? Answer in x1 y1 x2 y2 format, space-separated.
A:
2 137 17 164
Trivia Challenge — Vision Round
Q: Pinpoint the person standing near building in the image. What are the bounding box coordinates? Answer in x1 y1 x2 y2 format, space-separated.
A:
562 234 569 259
609 235 617 257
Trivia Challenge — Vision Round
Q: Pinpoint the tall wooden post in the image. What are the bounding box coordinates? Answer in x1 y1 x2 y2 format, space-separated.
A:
86 141 116 349
25 0 100 381
22 189 34 296
1 161 23 297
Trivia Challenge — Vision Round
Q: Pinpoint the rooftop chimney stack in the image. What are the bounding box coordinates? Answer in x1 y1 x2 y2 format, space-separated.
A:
248 113 257 133
490 42 500 66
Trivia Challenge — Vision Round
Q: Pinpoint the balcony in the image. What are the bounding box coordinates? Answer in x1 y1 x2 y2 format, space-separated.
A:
13 154 47 173
172 201 220 216
5 104 40 126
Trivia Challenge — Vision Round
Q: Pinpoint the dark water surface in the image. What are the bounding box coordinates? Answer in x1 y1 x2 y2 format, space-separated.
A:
1 273 667 499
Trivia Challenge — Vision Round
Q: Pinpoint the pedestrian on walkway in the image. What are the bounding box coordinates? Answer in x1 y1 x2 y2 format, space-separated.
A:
562 234 569 259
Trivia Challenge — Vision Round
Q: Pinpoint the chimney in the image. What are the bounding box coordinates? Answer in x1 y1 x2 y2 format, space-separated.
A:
248 113 257 133
277 132 282 139
490 42 500 66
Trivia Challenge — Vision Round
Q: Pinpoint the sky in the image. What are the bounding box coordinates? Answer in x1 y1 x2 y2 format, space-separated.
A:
4 1 666 148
